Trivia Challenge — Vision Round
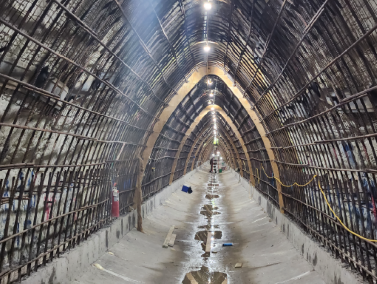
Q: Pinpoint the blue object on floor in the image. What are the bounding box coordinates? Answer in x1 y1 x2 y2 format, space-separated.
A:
182 185 190 193
182 185 191 193
223 243 233 246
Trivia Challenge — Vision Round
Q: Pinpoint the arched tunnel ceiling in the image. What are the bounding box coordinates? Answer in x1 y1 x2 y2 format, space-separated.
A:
146 74 275 201
1 0 377 282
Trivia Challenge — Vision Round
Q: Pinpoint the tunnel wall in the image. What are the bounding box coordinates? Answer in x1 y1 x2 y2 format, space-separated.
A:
20 167 199 284
233 170 363 284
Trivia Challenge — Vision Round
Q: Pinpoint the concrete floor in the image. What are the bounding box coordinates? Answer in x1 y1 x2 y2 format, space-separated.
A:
74 165 326 284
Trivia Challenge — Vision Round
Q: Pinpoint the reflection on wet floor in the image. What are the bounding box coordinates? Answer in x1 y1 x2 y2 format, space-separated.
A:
201 205 218 211
197 224 219 230
200 210 220 217
205 194 219 199
195 231 223 242
207 187 218 191
200 204 220 218
195 230 223 257
182 173 228 283
182 266 227 284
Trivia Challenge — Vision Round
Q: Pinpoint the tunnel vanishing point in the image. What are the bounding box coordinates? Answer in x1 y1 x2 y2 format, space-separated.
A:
1 0 377 283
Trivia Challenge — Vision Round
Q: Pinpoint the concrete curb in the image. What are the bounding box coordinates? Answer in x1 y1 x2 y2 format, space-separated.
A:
232 170 365 284
23 169 199 284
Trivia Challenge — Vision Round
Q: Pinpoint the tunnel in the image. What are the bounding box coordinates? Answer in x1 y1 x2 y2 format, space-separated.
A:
0 0 377 283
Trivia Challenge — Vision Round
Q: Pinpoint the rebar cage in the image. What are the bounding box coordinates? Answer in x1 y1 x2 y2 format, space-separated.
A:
1 0 377 282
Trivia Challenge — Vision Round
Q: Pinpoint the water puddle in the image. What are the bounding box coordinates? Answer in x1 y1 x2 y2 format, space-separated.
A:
200 204 220 217
181 174 228 283
205 194 219 199
201 204 218 211
182 266 227 284
195 230 223 242
198 224 219 230
195 230 223 257
200 210 220 217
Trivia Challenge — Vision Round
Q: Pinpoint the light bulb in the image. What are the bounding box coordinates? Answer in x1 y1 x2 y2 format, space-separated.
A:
204 2 212 10
204 45 210 52
209 93 214 97
211 107 214 110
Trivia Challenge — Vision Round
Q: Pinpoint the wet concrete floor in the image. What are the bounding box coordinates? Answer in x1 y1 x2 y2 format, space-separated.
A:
74 164 326 284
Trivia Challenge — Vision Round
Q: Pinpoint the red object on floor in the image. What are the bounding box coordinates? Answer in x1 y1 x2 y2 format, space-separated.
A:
112 183 120 217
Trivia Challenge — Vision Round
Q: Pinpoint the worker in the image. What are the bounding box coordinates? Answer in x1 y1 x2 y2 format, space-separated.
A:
210 157 214 173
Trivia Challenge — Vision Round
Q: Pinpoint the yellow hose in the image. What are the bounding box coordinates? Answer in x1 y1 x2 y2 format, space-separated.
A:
261 166 317 187
259 165 377 242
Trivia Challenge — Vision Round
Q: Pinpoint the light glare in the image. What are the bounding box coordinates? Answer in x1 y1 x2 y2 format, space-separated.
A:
204 2 212 10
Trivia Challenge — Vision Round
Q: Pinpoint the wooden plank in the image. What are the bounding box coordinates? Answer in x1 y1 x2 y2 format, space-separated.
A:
162 225 175 248
168 234 176 247
186 273 199 284
205 231 212 253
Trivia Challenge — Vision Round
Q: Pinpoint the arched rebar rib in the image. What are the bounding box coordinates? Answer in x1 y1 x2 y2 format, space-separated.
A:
142 67 282 211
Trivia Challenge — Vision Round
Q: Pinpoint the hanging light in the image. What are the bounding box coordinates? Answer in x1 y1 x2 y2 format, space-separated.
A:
211 107 214 110
204 2 212 10
209 92 214 97
204 44 210 52
207 79 212 85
